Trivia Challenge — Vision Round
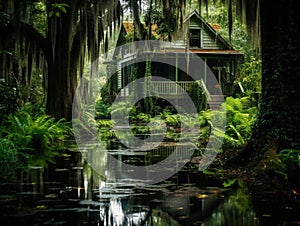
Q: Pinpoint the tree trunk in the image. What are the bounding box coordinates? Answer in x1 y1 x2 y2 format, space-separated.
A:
235 0 300 166
46 13 76 121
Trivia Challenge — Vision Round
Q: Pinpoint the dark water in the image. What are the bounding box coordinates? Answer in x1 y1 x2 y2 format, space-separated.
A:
0 143 299 226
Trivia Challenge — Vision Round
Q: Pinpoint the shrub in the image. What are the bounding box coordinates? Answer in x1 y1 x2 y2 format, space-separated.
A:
95 99 111 119
196 97 257 151
0 80 19 121
277 149 300 182
0 138 18 171
278 149 300 166
0 103 71 167
221 97 257 150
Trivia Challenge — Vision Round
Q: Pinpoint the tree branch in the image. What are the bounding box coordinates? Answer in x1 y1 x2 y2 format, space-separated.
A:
0 21 52 64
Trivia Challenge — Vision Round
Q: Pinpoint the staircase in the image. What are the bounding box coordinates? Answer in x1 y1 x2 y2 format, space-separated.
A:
208 95 225 110
199 79 225 110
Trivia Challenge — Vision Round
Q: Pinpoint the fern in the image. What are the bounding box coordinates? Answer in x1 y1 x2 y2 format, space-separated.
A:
0 138 18 171
1 104 71 167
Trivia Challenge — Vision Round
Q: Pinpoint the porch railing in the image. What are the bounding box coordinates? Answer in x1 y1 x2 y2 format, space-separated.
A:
147 81 195 95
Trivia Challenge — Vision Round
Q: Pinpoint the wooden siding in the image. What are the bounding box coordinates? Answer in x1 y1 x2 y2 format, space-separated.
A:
159 14 229 50
170 15 227 50
189 15 227 49
201 30 226 49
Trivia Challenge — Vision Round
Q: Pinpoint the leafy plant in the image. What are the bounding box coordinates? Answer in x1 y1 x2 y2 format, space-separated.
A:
278 149 300 166
164 114 180 127
130 112 151 124
0 80 19 121
222 97 257 150
144 6 176 40
97 119 114 129
0 138 18 171
239 56 262 93
95 99 111 119
49 3 69 18
180 114 199 130
195 97 257 152
0 104 71 167
278 149 300 180
222 178 237 188
111 101 135 121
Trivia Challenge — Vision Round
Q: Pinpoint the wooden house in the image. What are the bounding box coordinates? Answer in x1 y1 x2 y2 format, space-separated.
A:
105 10 243 109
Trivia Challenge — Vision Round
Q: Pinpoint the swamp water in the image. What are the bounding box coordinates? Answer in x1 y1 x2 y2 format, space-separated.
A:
0 140 299 226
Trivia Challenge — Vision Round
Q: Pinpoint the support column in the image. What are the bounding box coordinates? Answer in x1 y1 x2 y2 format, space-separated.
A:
204 58 207 83
175 53 178 94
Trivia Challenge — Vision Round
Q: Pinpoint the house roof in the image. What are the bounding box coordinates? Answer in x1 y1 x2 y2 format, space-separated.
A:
161 48 243 55
184 10 233 50
121 11 236 51
123 22 134 33
122 22 158 35
111 10 243 61
142 48 243 57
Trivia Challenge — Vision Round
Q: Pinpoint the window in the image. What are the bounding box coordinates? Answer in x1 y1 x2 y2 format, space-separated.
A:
189 29 201 48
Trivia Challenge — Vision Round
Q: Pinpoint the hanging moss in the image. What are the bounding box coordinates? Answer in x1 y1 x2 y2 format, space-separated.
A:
0 0 122 120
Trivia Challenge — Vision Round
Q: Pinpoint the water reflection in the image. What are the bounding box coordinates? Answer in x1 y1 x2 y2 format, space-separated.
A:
0 149 261 226
202 186 259 226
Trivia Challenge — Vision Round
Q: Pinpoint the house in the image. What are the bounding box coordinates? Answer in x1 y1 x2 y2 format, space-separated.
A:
105 10 243 110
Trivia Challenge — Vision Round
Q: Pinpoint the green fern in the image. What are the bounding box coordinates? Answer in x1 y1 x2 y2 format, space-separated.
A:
1 104 71 167
0 138 18 171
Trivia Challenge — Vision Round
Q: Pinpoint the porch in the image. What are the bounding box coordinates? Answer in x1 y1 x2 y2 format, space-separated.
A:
148 81 195 95
119 80 197 97
124 80 233 96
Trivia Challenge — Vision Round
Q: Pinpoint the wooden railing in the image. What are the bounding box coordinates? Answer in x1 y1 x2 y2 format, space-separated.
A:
147 81 195 94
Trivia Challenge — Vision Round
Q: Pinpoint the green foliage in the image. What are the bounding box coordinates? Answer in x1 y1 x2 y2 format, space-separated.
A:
197 109 225 148
164 114 180 127
143 60 158 115
96 96 257 153
32 1 47 35
49 3 70 18
203 168 225 176
0 138 18 171
131 125 150 136
144 6 176 39
196 97 257 151
97 119 114 129
188 82 206 112
7 113 67 151
180 113 200 130
96 119 114 141
222 97 257 150
95 99 111 119
276 149 300 182
278 149 300 166
222 178 237 188
111 101 135 122
132 112 151 124
0 10 10 25
0 80 20 121
0 103 71 168
29 71 46 105
18 101 46 119
239 56 262 93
